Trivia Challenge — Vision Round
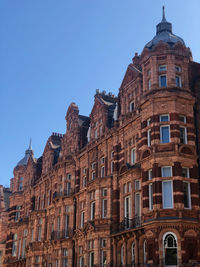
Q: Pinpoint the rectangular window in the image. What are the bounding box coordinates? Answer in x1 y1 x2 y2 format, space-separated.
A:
101 157 105 164
135 180 140 190
22 238 27 258
92 171 95 180
179 115 186 123
182 167 190 178
101 250 107 267
148 79 151 90
18 239 21 259
65 215 69 237
95 129 98 139
162 166 172 177
111 161 114 174
148 169 153 180
183 182 191 209
159 65 167 71
102 199 107 218
12 241 17 257
89 252 94 267
147 129 151 146
131 148 136 165
102 188 107 197
63 258 68 267
159 75 167 87
79 257 84 267
80 211 84 228
160 125 170 143
160 114 169 122
180 126 187 144
149 183 153 211
83 176 87 187
124 196 130 219
90 202 95 220
38 226 42 241
130 101 134 112
135 193 141 216
162 181 173 208
147 118 151 126
176 76 182 87
101 166 105 177
128 182 131 192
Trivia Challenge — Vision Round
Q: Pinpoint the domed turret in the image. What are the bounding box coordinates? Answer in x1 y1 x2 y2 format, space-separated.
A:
16 139 34 167
145 7 185 49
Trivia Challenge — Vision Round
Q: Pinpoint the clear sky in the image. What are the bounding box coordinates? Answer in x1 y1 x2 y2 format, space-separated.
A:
0 0 200 187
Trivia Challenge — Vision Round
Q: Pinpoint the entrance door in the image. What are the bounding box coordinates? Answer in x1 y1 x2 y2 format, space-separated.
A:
164 233 178 267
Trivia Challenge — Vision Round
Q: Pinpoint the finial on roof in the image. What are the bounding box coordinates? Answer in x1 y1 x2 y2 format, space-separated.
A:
29 138 32 150
162 6 166 22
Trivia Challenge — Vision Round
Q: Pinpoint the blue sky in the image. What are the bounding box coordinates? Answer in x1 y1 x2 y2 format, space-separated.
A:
0 0 200 187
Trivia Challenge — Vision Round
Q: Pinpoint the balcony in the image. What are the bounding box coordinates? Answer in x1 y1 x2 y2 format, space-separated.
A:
111 216 141 234
52 189 74 200
50 229 73 240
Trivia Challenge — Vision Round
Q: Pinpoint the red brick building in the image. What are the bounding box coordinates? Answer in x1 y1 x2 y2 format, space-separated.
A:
0 186 11 267
2 8 200 267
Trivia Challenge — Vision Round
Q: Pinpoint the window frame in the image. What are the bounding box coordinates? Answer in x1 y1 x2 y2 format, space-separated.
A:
159 75 167 88
161 166 172 177
180 126 187 144
160 125 170 144
183 181 191 209
162 180 173 209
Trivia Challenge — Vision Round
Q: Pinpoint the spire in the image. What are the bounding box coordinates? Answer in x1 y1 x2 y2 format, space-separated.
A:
156 6 172 34
162 6 166 22
28 138 32 150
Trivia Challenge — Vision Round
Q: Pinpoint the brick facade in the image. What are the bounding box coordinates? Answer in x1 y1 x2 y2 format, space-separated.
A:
2 9 200 267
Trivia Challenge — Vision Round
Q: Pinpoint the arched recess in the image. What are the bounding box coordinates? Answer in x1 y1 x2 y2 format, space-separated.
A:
163 232 178 267
126 235 137 267
158 228 181 266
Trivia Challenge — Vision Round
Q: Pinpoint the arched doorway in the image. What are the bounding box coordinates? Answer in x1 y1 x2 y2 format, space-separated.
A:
163 233 178 266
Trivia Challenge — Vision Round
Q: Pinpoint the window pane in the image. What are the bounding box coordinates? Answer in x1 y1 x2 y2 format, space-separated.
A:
176 76 181 87
162 167 171 177
160 75 167 87
163 181 173 208
180 127 187 144
149 184 153 210
161 126 170 143
183 182 190 208
182 168 189 178
160 115 169 122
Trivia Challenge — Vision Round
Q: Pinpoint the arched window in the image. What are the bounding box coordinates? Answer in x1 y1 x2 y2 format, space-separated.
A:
163 232 177 266
131 242 135 267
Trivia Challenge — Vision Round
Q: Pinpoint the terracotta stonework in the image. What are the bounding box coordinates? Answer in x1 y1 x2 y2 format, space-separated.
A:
2 9 200 267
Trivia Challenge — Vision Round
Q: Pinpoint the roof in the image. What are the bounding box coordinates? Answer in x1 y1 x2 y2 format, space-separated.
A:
16 144 34 167
145 7 185 50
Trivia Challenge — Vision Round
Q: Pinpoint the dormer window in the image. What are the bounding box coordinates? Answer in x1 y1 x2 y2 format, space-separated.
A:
129 101 134 112
159 65 167 71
